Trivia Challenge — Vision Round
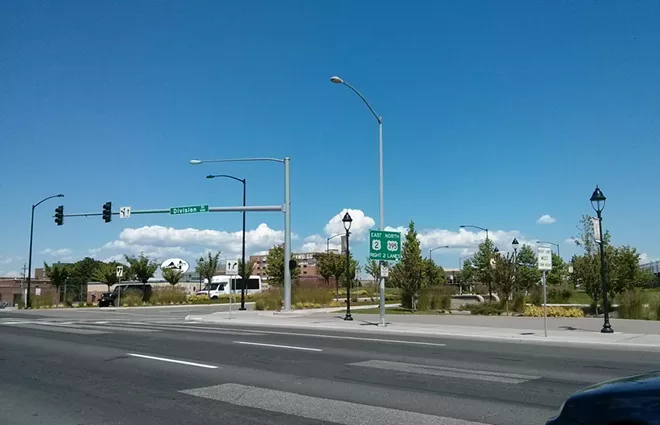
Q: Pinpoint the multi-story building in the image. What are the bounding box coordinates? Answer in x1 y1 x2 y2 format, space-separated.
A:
250 252 321 280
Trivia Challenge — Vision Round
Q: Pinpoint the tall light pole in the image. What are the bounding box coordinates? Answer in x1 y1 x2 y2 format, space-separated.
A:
27 193 64 309
326 233 342 254
330 75 387 327
537 240 560 257
429 245 449 260
590 185 613 334
342 212 353 321
206 174 247 310
191 157 292 311
460 224 489 240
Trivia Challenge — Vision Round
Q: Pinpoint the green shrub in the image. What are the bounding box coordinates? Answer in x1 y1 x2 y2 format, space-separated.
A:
523 305 584 318
188 294 210 304
529 286 543 306
292 283 333 305
150 287 187 305
462 302 503 316
547 286 573 304
254 288 283 310
655 301 660 321
472 284 489 295
31 294 55 309
618 288 650 320
120 290 143 307
512 292 526 312
417 286 455 311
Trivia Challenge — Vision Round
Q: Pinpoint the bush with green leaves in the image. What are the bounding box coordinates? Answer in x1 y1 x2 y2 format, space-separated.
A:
293 282 334 305
120 290 143 307
617 288 650 320
417 286 455 311
31 294 55 309
461 301 503 316
150 286 187 305
512 292 526 312
254 288 283 310
547 285 573 304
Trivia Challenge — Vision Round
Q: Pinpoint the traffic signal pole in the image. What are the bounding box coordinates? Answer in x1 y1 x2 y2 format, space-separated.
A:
60 205 283 219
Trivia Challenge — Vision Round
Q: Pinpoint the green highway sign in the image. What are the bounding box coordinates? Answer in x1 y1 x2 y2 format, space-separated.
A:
369 230 402 261
170 205 209 215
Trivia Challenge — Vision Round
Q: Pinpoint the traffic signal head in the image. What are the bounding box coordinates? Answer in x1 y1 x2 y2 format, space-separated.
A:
54 205 64 226
102 202 112 223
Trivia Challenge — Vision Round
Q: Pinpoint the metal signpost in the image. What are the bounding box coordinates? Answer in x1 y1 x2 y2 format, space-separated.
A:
537 246 553 337
116 266 123 307
226 259 239 319
369 230 401 326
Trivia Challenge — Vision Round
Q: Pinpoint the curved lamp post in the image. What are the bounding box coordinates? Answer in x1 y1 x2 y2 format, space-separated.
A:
537 240 560 257
429 245 449 260
206 174 247 310
342 212 353 321
326 233 342 254
27 193 64 308
460 224 489 240
591 185 613 334
331 75 387 327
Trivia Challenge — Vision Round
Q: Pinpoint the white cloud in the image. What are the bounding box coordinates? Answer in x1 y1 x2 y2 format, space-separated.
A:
381 226 533 252
41 248 73 257
0 255 21 265
639 253 658 265
324 209 375 241
0 270 20 277
90 223 290 262
536 214 556 225
564 238 577 245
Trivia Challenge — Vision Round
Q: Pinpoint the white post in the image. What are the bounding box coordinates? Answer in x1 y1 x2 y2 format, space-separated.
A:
283 157 292 312
117 275 121 307
542 270 548 338
229 276 233 320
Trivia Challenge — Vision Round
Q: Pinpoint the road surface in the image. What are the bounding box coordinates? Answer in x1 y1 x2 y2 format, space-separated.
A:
1 309 657 425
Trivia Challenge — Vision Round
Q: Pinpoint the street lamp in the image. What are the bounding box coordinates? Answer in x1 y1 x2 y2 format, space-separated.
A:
459 225 489 240
207 174 247 310
590 185 613 334
331 75 387 327
342 212 353 321
537 240 560 257
190 157 292 311
429 245 449 260
326 233 342 254
511 238 519 257
26 193 64 309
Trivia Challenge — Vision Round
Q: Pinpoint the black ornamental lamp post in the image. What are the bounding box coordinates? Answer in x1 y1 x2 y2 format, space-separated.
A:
591 186 614 334
342 212 353 321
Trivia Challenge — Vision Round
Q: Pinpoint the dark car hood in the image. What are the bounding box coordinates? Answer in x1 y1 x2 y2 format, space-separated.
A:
577 371 660 396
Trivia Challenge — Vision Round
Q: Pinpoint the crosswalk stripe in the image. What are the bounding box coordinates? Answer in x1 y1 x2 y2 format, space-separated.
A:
5 323 108 335
181 383 490 425
349 360 540 384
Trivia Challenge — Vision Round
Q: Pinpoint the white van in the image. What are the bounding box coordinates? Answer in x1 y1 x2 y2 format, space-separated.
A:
195 275 263 299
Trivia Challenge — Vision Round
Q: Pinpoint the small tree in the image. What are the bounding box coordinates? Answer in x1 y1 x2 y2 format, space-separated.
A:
364 258 380 285
44 262 70 302
123 254 158 285
515 245 541 290
328 253 345 297
93 262 120 291
546 253 567 286
264 244 300 286
389 221 425 310
198 252 221 286
492 252 517 314
460 258 477 292
423 258 446 286
162 267 184 286
314 253 334 287
471 239 497 299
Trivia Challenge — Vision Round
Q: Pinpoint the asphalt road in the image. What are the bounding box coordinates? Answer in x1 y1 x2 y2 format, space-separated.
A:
1 309 658 425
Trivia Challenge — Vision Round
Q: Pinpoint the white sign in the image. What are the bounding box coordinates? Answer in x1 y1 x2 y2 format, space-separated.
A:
160 258 190 274
341 235 347 254
119 206 131 219
225 259 239 275
592 217 601 242
568 265 574 274
537 247 553 271
116 266 124 278
381 263 389 277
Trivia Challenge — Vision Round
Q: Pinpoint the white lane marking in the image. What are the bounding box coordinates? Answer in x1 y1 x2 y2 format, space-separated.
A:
176 324 446 347
4 323 108 335
95 321 109 324
350 360 541 384
103 322 265 336
234 341 323 352
127 353 218 369
181 383 489 425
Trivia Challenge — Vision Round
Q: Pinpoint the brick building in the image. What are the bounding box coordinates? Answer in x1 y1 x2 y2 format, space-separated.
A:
250 252 321 281
0 277 57 306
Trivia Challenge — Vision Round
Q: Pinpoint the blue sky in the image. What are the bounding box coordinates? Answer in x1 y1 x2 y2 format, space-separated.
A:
2 0 659 276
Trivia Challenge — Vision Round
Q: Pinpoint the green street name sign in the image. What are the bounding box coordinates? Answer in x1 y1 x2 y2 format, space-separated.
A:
170 205 209 215
369 230 402 261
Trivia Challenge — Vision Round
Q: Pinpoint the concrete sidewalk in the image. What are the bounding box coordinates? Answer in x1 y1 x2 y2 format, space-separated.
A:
185 310 660 351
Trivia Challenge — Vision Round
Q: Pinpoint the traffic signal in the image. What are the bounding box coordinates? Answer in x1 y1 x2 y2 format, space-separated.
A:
102 201 112 223
54 205 64 226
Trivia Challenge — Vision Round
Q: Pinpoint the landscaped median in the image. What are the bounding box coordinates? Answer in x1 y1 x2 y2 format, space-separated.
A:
252 284 396 311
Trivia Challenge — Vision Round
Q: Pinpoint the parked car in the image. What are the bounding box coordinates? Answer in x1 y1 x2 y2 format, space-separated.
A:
547 371 660 425
98 284 152 307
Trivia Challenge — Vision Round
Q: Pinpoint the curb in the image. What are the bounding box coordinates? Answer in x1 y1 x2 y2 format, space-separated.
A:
183 315 660 351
